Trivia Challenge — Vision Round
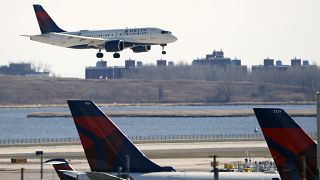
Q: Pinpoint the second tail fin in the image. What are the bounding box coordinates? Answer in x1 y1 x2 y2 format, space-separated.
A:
67 100 174 173
33 4 65 34
254 108 317 180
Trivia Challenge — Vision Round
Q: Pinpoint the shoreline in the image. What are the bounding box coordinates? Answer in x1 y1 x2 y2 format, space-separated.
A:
0 101 316 108
27 109 316 118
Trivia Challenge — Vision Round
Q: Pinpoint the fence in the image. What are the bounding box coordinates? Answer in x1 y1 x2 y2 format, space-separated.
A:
0 170 58 180
0 132 317 145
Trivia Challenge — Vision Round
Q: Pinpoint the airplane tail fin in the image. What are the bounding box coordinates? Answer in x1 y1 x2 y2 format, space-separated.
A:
33 4 65 34
67 100 174 173
253 108 317 180
45 158 75 180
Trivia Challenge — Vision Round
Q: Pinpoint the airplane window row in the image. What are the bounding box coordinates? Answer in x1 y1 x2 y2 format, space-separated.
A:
86 32 148 38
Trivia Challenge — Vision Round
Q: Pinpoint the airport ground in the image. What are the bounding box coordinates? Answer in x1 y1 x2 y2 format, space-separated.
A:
0 140 272 180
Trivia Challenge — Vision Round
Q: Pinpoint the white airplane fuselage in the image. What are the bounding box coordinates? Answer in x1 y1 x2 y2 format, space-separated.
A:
73 171 280 180
31 4 177 58
30 27 177 49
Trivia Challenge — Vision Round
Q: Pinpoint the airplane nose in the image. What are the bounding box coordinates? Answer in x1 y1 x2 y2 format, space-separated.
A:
171 35 178 42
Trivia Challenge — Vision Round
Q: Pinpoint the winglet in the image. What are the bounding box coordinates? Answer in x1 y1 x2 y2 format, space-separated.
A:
253 108 317 180
67 100 175 173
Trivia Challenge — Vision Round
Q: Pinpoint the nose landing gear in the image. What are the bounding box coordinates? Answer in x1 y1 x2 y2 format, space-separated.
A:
161 44 167 55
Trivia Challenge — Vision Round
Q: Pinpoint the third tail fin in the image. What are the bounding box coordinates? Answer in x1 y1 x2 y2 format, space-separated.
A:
45 158 75 180
254 108 317 180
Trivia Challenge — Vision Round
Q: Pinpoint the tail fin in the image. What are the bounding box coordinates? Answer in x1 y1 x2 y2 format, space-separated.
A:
253 108 317 180
67 100 174 173
45 158 75 180
33 4 65 34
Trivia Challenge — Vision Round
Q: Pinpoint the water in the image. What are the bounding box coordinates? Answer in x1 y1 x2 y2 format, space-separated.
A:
0 105 316 139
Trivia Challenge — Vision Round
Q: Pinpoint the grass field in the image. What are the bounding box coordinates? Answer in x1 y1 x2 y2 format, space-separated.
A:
0 75 311 105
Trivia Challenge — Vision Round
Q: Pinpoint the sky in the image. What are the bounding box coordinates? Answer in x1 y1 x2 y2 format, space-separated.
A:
1 0 320 78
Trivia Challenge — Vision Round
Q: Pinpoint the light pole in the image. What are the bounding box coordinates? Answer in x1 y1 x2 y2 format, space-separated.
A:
317 92 320 180
35 151 43 180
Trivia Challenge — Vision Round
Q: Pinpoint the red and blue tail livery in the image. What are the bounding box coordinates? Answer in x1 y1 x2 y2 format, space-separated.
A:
67 100 175 173
45 158 75 180
33 4 65 34
254 108 317 180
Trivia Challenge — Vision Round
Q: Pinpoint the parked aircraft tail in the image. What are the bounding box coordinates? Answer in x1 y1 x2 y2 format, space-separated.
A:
253 108 317 180
67 100 175 173
45 158 75 180
33 4 65 34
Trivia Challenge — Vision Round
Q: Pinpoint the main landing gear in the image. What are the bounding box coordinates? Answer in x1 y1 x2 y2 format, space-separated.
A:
96 50 120 59
113 52 120 58
96 50 103 58
161 44 167 55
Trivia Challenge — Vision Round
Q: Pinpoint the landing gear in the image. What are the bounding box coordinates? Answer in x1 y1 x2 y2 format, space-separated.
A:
161 44 167 55
96 50 103 58
113 52 120 58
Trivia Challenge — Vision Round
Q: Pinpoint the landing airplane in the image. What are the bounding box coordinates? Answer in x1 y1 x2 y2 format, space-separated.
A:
254 108 318 180
53 100 280 180
27 5 177 59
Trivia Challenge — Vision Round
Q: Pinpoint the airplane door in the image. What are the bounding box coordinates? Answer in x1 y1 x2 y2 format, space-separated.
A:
150 30 156 40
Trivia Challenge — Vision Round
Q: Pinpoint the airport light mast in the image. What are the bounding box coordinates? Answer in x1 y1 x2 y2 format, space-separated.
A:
317 92 320 180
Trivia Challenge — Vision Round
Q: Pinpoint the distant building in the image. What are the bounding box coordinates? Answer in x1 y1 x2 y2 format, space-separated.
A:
168 61 174 66
251 56 316 74
231 58 241 66
125 59 135 69
275 60 282 66
96 60 107 68
263 57 274 67
291 57 301 67
0 62 50 77
85 60 124 79
136 61 143 67
157 59 167 66
192 50 241 68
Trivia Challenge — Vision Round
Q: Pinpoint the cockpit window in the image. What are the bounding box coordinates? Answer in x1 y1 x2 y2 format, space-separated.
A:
161 31 171 34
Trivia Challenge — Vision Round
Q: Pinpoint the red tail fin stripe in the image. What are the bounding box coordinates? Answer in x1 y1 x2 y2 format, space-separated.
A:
269 148 286 166
53 164 73 171
35 11 50 20
262 128 314 154
79 132 95 149
74 117 117 138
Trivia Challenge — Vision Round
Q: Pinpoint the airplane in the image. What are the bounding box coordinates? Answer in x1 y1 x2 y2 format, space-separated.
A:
60 100 280 180
27 5 178 59
45 158 125 180
253 108 318 180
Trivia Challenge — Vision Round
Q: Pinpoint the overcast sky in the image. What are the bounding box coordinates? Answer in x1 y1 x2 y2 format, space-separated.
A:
1 0 319 78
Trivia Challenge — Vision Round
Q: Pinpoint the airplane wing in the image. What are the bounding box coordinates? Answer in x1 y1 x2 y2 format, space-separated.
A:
59 171 126 180
53 32 106 48
86 172 126 180
52 33 140 49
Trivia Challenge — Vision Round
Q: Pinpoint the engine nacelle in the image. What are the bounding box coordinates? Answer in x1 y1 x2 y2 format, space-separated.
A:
131 45 151 53
105 40 124 52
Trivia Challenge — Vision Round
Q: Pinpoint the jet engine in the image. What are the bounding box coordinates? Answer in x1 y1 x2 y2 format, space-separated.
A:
105 40 124 52
131 45 151 53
